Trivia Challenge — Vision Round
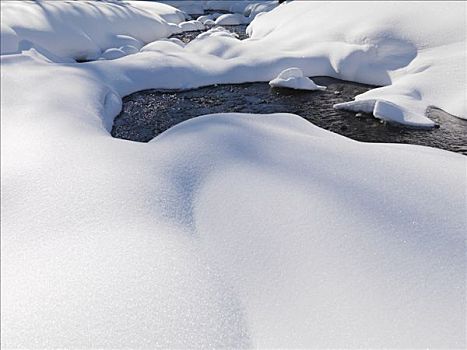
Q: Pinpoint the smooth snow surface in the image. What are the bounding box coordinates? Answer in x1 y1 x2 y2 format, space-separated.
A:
0 1 179 60
269 67 326 91
1 1 466 348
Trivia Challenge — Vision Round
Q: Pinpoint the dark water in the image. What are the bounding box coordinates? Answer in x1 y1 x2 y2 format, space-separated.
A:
171 25 248 43
112 22 467 155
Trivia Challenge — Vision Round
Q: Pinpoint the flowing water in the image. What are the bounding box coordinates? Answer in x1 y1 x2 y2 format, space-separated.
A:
112 22 467 154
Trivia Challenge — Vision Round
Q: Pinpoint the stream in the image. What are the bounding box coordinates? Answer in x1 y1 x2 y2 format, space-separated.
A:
112 20 467 155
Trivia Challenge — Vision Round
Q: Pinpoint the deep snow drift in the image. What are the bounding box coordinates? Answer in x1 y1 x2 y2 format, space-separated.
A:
0 0 185 60
1 0 466 348
247 1 466 126
159 0 277 16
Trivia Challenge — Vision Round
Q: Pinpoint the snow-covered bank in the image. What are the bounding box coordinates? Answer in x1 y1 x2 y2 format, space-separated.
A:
1 1 466 348
247 1 466 126
159 0 277 16
0 1 184 60
2 1 464 127
2 47 466 349
5 0 458 127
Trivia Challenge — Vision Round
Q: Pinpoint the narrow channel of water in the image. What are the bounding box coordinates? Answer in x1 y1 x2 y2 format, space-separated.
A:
111 19 467 154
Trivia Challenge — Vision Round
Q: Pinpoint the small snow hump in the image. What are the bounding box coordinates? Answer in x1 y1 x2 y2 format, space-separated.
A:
269 67 326 91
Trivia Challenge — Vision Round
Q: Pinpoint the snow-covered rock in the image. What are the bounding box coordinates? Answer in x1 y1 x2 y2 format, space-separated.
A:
204 19 216 26
196 14 214 24
99 48 126 61
244 1 278 18
373 100 436 128
158 0 205 15
195 27 240 41
215 13 250 26
124 0 186 24
179 20 205 32
269 67 326 91
158 1 275 17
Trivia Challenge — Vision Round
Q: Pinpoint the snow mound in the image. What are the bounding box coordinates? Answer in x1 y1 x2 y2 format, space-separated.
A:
269 67 326 91
179 20 205 32
204 19 216 26
244 1 278 18
246 1 466 124
158 1 275 18
100 48 126 61
124 1 186 24
159 0 205 15
0 1 178 60
196 14 214 24
215 13 250 26
334 99 437 128
196 27 240 41
373 100 436 128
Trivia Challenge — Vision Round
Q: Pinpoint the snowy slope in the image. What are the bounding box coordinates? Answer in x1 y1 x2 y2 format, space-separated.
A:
1 1 466 348
0 0 183 60
158 0 276 15
247 1 466 125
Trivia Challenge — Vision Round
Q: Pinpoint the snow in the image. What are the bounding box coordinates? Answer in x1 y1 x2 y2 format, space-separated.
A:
158 0 206 15
269 67 326 91
244 1 278 18
0 0 179 60
373 100 436 128
1 0 466 348
215 13 250 26
179 20 205 32
246 1 466 125
204 19 216 26
160 1 276 21
100 47 127 61
196 14 214 24
124 0 186 24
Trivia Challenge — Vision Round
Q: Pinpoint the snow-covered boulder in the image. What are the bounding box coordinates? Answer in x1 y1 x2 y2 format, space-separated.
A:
211 12 225 20
269 68 326 91
244 1 278 18
124 0 186 24
196 14 214 24
99 48 126 61
194 27 240 41
119 45 139 56
373 100 436 128
334 99 436 128
179 20 205 32
158 0 205 15
167 22 183 35
215 13 250 26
